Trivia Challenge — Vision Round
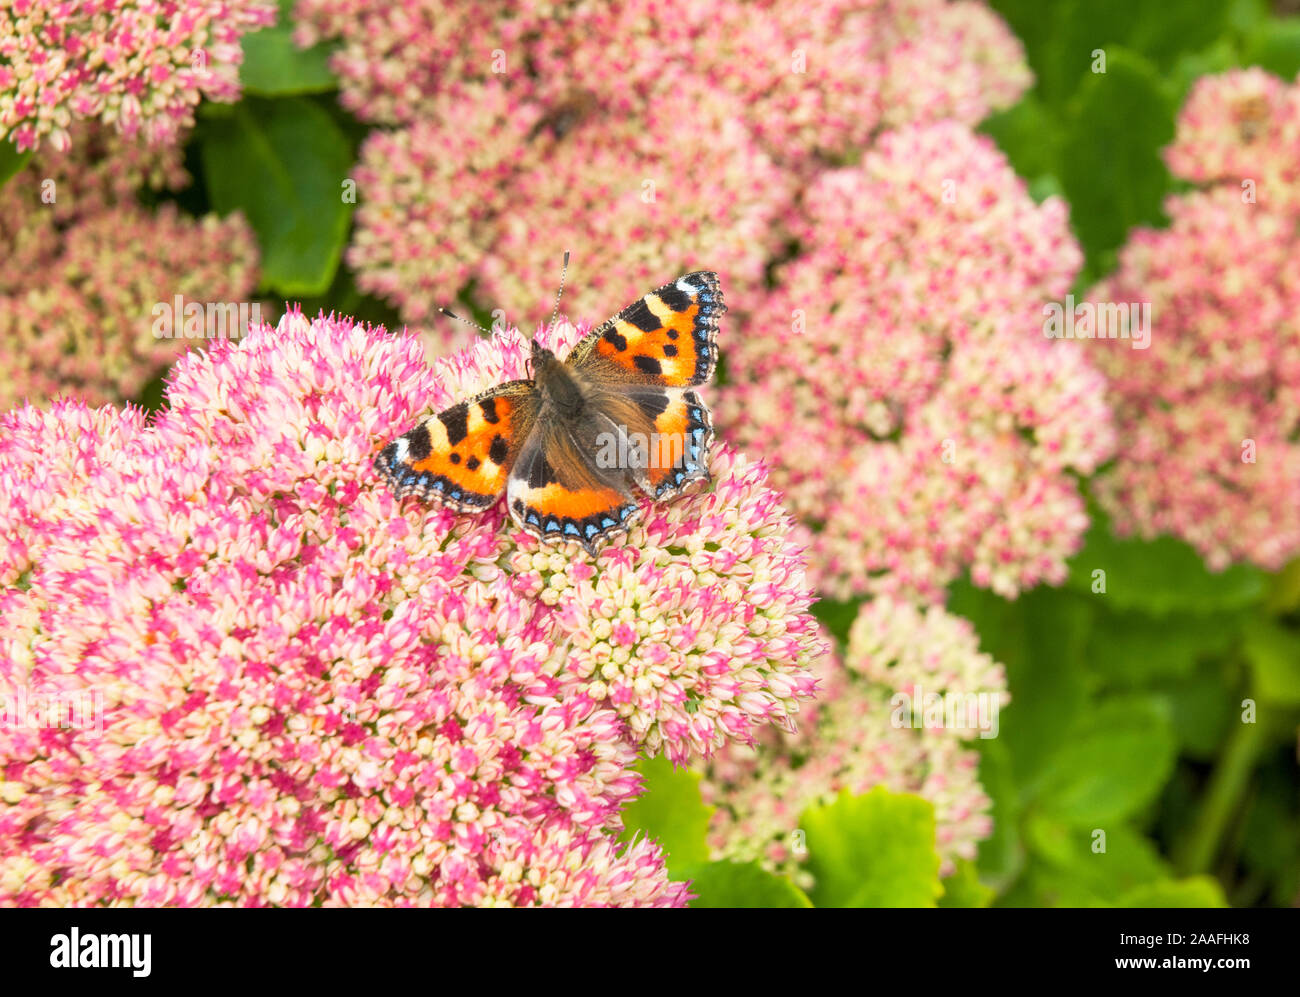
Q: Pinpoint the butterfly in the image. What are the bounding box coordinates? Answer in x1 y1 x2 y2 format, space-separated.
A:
375 271 724 554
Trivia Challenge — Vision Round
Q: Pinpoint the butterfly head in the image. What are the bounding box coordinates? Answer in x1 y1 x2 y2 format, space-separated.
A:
529 339 585 417
529 338 560 375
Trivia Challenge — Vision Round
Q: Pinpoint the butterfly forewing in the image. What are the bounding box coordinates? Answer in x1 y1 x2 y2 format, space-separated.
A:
375 380 538 510
566 271 724 387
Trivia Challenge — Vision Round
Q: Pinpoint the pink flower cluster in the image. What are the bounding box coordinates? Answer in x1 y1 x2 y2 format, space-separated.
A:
0 128 260 411
528 0 1030 167
292 0 530 126
0 312 823 906
1087 69 1300 570
701 597 1009 883
347 77 790 325
302 0 1032 325
296 0 1028 163
0 0 276 153
719 122 1115 601
1164 67 1300 211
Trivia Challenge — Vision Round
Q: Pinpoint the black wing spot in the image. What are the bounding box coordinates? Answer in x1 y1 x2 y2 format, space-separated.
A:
466 456 481 471
667 330 679 340
480 397 500 424
633 355 662 376
663 344 678 357
449 452 461 464
439 403 470 446
657 285 692 312
603 328 628 352
489 434 509 464
527 454 557 488
621 298 662 333
405 424 432 460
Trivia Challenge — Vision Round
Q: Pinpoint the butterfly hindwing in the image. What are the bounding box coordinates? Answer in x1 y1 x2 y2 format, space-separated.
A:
567 271 724 388
637 388 714 499
375 380 538 511
507 418 640 553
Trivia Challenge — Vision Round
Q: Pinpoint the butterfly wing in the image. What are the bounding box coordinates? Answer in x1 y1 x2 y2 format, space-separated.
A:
565 271 724 387
564 272 722 502
507 416 641 553
633 387 714 500
375 380 539 511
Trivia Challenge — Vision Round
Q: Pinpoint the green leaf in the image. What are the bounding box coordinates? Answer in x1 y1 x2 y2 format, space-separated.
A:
1242 18 1300 78
1024 818 1170 905
1027 173 1065 204
618 754 712 879
810 598 860 646
946 583 1091 788
1114 876 1229 907
1085 609 1238 686
979 95 1063 184
1033 696 1176 824
801 788 943 908
1240 760 1300 879
198 97 355 296
0 140 33 189
241 26 338 96
1059 48 1175 264
1158 663 1237 760
1096 0 1231 70
992 0 1231 108
1066 520 1266 615
1264 557 1300 614
938 859 994 908
1242 618 1300 706
975 738 1024 889
1168 38 1243 104
685 861 813 908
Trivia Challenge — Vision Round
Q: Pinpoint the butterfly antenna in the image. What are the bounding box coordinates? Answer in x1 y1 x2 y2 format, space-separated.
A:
438 306 491 335
549 251 571 331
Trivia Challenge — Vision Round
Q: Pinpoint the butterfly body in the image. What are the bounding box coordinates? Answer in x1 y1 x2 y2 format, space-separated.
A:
376 272 724 554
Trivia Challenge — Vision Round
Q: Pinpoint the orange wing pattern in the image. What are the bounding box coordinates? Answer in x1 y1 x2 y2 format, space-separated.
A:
375 381 538 511
568 271 724 387
507 421 640 553
638 389 714 499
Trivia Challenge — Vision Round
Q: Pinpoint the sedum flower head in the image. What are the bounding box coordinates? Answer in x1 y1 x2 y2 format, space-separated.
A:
0 131 259 411
1088 69 1300 570
531 0 1030 168
0 0 276 153
347 77 790 325
292 0 533 126
1163 67 1300 212
719 122 1114 601
308 0 1030 325
0 310 822 905
701 598 1008 883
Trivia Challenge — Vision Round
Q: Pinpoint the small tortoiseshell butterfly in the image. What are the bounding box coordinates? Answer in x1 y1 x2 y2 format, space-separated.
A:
375 272 724 554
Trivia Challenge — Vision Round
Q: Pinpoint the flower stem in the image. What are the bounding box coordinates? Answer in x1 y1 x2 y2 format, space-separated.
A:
1173 714 1270 877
